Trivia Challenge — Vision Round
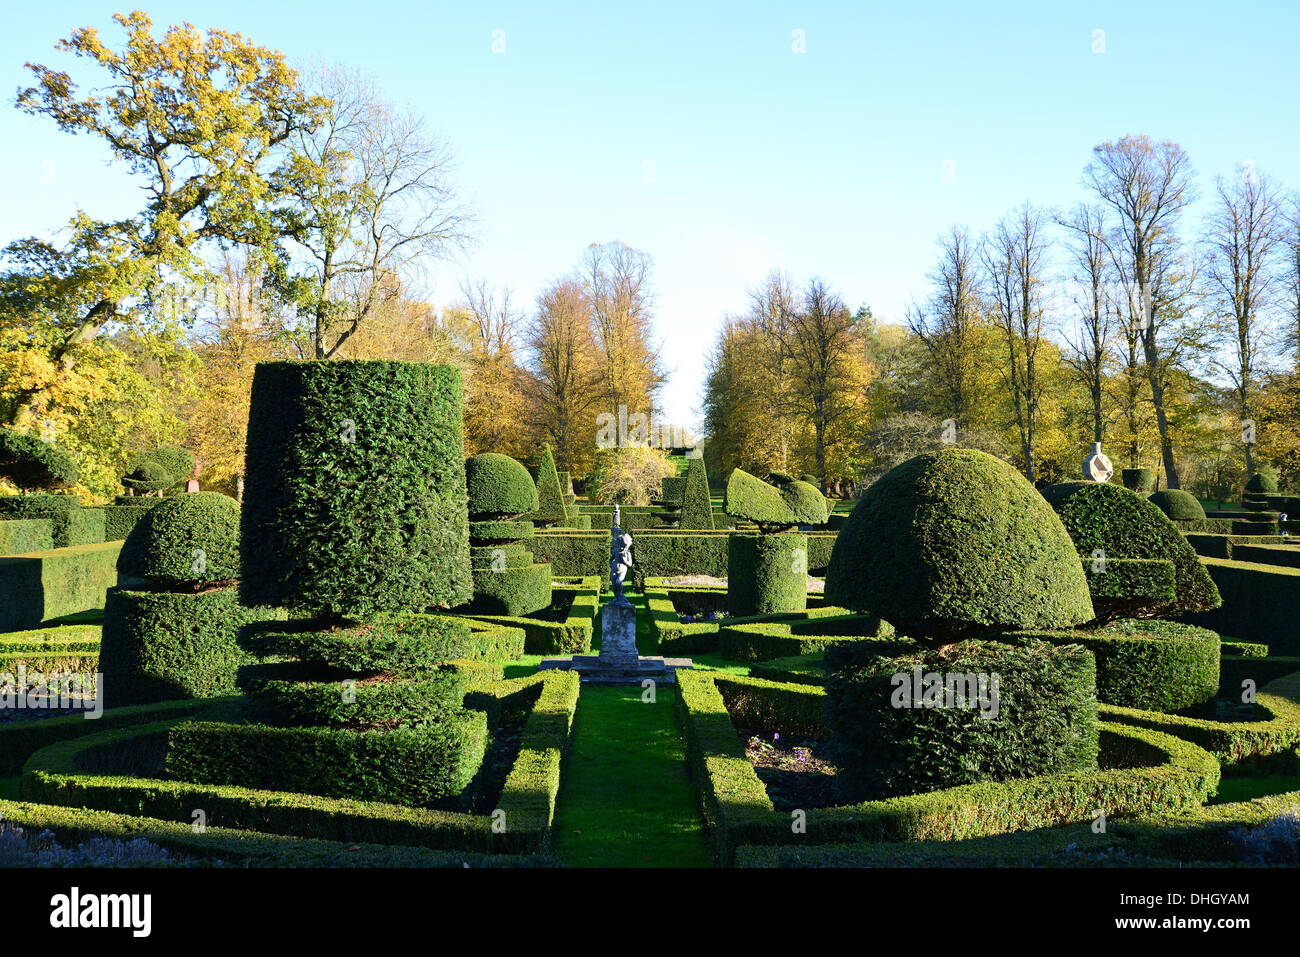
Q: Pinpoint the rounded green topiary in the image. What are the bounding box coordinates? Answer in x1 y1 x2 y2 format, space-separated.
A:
725 468 796 530
1147 488 1206 522
0 428 78 490
1246 468 1279 493
824 449 1094 648
122 446 195 493
465 453 539 518
780 479 830 525
118 492 241 587
1121 468 1155 493
1041 481 1221 619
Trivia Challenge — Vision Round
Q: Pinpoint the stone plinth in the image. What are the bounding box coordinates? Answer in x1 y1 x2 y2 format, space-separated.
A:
598 599 639 667
539 596 693 684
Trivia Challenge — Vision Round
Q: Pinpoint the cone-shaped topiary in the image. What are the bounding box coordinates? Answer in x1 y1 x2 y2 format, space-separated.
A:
725 468 796 531
118 492 241 588
533 444 568 527
0 429 78 490
780 479 830 525
1041 481 1220 620
825 449 1094 649
1147 488 1206 522
465 453 539 517
679 456 714 530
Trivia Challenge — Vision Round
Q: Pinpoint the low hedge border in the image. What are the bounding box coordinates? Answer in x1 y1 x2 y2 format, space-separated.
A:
1232 543 1300 569
19 671 581 854
675 670 1221 865
643 578 852 656
0 623 101 670
1101 670 1300 765
718 619 896 663
1184 533 1284 560
1002 620 1220 713
164 712 490 807
1223 640 1269 657
466 576 600 654
249 618 526 673
529 533 611 589
713 673 825 735
0 799 552 867
1219 655 1300 696
0 697 211 774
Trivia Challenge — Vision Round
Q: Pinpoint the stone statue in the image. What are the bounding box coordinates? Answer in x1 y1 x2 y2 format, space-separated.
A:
1082 442 1113 483
610 504 633 604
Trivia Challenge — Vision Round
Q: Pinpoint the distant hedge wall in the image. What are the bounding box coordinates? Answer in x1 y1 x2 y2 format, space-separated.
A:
0 542 121 632
1181 557 1300 653
0 519 53 555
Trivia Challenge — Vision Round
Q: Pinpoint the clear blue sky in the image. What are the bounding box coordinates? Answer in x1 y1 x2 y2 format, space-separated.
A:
3 1 1299 430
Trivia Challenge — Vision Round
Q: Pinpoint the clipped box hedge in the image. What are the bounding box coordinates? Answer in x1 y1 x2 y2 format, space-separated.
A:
0 799 550 868
468 576 600 654
1101 669 1300 765
98 586 284 706
1181 557 1300 653
675 670 1219 865
1004 619 1220 713
19 671 580 854
0 496 104 548
165 714 489 807
0 541 121 632
0 622 101 673
0 519 53 555
100 502 160 542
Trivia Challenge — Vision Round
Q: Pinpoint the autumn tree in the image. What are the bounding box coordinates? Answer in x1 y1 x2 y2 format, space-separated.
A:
457 278 529 459
9 9 321 424
269 65 472 358
523 277 601 475
1086 135 1198 487
1203 166 1286 475
982 204 1050 481
582 241 666 422
907 226 984 424
1058 203 1115 446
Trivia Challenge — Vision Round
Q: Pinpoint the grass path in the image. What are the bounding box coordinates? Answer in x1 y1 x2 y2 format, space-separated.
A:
552 683 712 867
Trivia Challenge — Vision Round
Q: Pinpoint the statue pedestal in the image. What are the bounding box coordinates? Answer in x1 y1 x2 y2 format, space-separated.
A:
597 600 639 667
539 596 693 685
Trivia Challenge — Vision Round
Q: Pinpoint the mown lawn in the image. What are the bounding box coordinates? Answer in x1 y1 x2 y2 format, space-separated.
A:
552 684 711 867
1210 774 1300 805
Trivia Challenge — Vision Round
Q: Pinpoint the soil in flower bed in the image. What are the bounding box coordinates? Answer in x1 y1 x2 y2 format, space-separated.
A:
736 726 838 810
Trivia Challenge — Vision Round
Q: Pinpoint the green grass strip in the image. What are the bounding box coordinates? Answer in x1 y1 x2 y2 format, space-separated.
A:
552 684 711 867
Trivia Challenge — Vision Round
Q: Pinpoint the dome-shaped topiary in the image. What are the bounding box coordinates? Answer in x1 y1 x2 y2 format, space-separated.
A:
725 468 796 530
465 453 539 518
1246 468 1278 493
780 479 830 525
1147 488 1206 522
122 446 194 493
0 428 78 490
1041 481 1220 619
118 492 241 588
824 449 1094 648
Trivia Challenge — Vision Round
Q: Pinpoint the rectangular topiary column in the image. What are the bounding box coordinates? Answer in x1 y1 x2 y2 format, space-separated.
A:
241 360 472 619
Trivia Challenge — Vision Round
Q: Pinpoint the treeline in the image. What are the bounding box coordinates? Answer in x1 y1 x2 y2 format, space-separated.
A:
703 136 1300 499
0 14 670 499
